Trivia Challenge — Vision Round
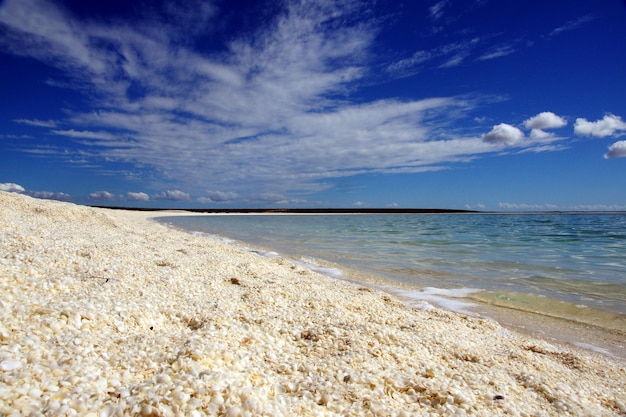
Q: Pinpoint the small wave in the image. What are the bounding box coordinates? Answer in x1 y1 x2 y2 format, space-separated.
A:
310 266 343 278
395 287 480 314
246 248 280 258
293 258 343 278
573 342 612 357
189 230 234 243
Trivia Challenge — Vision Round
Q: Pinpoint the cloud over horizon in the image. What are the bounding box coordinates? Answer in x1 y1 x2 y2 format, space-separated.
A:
0 182 71 201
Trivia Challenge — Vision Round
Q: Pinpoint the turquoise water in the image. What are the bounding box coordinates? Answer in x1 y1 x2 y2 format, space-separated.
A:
158 213 626 319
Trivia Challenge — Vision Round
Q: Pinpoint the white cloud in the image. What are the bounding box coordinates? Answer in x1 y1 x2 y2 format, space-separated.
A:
429 1 449 21
388 37 482 76
30 191 72 201
52 130 117 140
550 15 595 37
524 112 567 130
0 182 72 200
574 114 626 138
153 190 190 201
482 123 525 145
353 201 366 207
126 192 150 201
440 52 468 68
14 118 57 128
481 113 569 149
386 51 432 76
604 141 626 159
258 193 289 204
88 191 118 201
529 128 554 140
0 182 25 192
199 191 239 203
477 45 517 61
498 202 558 211
570 204 626 211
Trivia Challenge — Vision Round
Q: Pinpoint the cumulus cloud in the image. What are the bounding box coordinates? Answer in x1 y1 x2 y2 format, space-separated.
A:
524 112 567 130
604 141 626 159
529 128 554 140
0 182 26 192
482 123 525 145
482 112 570 149
0 182 71 200
88 191 118 201
153 190 190 201
199 191 239 203
498 202 558 211
30 191 72 201
258 193 289 205
574 114 626 138
570 204 626 211
126 192 150 201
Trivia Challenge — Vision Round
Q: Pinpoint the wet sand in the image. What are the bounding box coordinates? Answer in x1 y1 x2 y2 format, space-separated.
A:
1 191 624 416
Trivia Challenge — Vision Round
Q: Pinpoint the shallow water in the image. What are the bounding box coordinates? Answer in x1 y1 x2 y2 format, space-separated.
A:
158 213 626 334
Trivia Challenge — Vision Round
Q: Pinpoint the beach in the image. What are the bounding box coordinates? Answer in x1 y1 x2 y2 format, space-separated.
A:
1 192 624 416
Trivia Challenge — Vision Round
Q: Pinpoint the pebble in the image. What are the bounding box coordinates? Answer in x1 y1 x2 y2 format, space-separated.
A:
0 359 22 371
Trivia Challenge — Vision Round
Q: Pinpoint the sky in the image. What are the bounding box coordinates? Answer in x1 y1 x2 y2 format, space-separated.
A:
1 0 625 210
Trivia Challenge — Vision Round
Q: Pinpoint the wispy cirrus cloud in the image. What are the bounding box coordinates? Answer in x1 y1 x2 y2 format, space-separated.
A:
52 129 118 140
477 44 517 61
14 118 57 128
549 15 595 37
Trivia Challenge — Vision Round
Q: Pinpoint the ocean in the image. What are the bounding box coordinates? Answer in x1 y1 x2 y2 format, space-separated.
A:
157 213 626 352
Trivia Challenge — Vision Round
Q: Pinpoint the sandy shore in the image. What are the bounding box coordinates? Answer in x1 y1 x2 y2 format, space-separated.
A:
1 192 624 416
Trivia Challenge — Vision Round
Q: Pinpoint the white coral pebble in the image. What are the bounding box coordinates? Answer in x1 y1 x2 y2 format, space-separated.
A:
0 359 22 371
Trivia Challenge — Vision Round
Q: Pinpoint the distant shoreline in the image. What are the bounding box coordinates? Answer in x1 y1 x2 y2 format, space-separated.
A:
90 205 626 215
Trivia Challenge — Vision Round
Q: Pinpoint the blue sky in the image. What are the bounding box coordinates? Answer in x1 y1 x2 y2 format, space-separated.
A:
1 0 625 210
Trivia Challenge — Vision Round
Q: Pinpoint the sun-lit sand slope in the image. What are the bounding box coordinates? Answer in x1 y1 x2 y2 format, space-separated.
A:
1 192 624 416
